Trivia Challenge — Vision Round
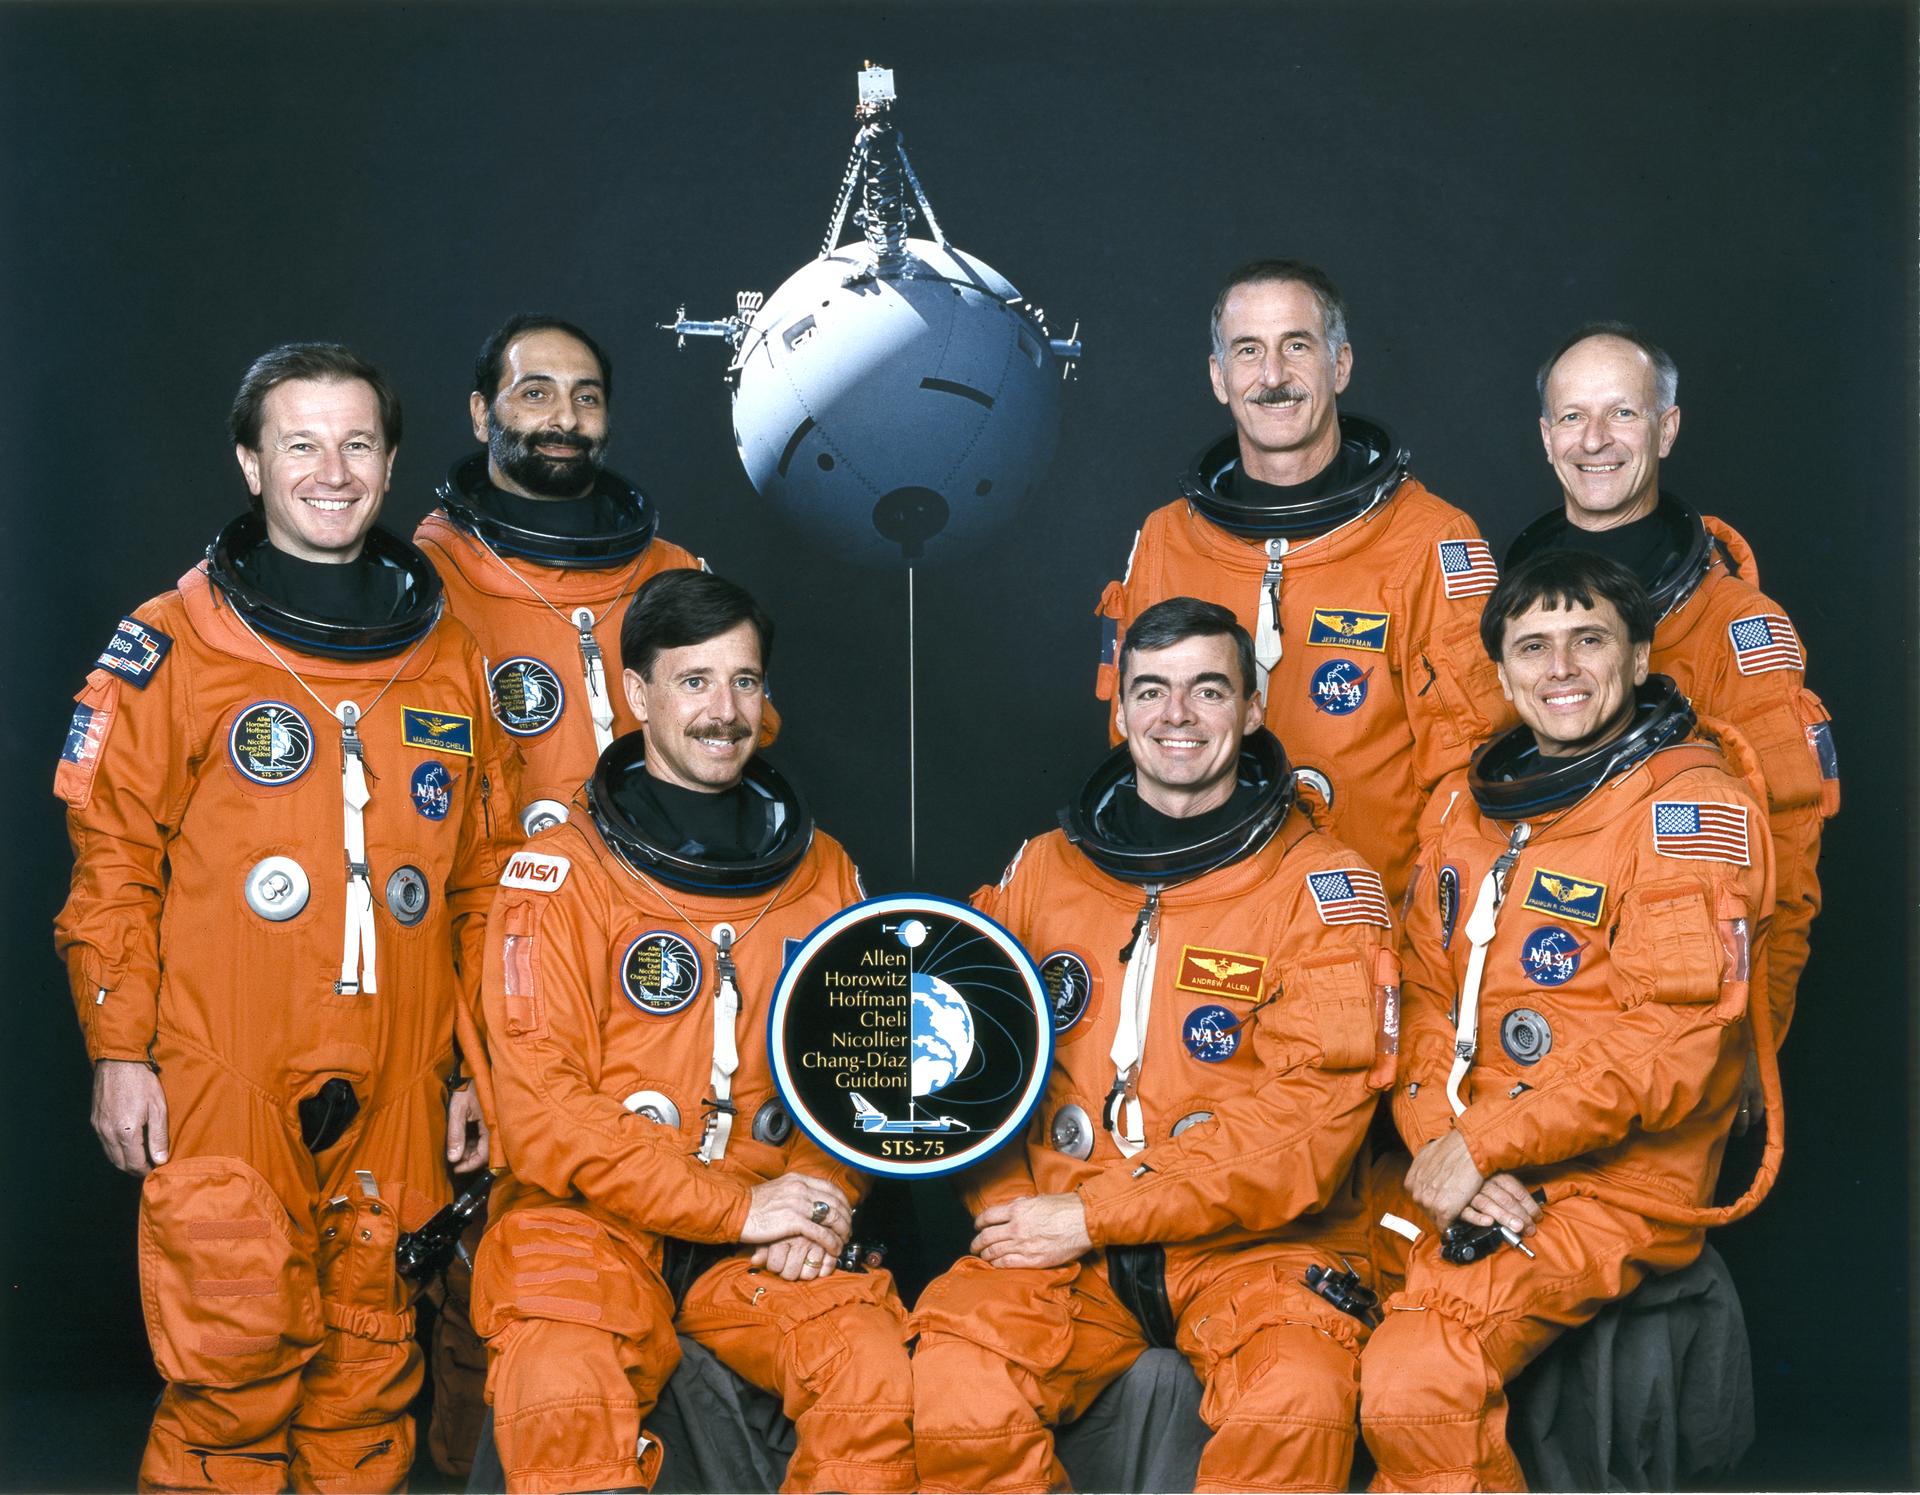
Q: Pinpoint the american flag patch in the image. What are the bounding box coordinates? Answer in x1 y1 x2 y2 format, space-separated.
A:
1651 801 1751 864
1437 539 1499 599
1728 614 1803 675
1307 868 1391 927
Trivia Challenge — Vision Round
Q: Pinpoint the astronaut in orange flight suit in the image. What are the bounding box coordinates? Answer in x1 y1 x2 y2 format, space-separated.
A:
411 315 712 1473
1095 260 1511 907
471 570 913 1495
1357 551 1781 1491
413 315 706 836
1511 324 1836 1051
911 598 1399 1495
52 346 517 1492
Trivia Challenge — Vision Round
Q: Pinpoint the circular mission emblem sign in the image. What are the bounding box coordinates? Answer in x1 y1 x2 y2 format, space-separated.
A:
769 895 1052 1178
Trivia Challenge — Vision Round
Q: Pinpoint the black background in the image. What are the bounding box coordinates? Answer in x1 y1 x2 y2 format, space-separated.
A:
2 2 1912 1488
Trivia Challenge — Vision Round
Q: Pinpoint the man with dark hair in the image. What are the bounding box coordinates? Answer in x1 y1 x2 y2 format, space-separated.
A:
416 313 714 839
1359 552 1781 1489
53 343 517 1491
470 569 915 1494
1508 324 1836 1074
414 317 717 1472
1097 259 1509 908
913 596 1399 1493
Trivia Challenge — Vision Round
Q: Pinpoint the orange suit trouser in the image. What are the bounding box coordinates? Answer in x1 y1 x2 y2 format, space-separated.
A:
911 1244 1375 1494
472 1202 915 1494
1358 1195 1703 1492
135 1041 448 1493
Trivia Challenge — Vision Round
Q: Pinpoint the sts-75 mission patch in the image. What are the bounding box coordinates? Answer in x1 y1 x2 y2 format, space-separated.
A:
771 895 1050 1179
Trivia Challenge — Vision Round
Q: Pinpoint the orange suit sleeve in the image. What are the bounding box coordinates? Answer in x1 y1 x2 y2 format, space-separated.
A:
1392 843 1466 1154
1399 516 1511 797
481 877 754 1243
53 605 196 1064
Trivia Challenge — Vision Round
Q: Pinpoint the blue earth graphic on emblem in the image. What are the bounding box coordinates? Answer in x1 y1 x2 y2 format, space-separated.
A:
910 972 976 1099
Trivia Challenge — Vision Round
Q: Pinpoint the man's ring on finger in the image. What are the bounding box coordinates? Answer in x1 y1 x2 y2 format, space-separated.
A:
810 1199 831 1225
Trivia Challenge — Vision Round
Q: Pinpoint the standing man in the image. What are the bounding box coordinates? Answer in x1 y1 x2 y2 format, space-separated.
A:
913 598 1399 1493
53 344 517 1491
1507 323 1836 1050
417 314 709 836
1096 259 1510 903
414 314 713 1469
473 570 915 1494
1359 551 1779 1490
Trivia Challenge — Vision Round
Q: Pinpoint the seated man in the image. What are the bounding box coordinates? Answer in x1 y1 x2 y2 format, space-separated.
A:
472 570 914 1494
1359 551 1781 1490
913 596 1400 1494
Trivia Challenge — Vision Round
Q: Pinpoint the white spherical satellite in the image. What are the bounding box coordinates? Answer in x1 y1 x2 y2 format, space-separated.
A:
664 65 1082 568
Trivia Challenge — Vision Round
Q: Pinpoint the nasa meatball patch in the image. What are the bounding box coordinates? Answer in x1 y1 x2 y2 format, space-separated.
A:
1182 1004 1245 1063
410 761 453 821
94 616 172 688
1520 927 1585 986
1308 659 1372 716
500 851 571 892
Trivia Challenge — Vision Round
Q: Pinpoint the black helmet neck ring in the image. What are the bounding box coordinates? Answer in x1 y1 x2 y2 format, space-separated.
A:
1060 728 1296 885
206 513 442 660
437 452 659 569
587 733 813 894
1469 675 1696 821
1182 413 1408 539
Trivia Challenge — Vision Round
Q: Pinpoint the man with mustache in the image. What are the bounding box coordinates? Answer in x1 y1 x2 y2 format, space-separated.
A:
469 569 915 1494
414 315 712 1471
1504 324 1836 1098
1095 260 1509 907
417 314 708 841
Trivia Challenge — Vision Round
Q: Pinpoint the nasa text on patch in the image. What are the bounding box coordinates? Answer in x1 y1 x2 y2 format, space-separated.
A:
501 851 571 892
1727 613 1804 675
1520 868 1607 927
401 708 474 756
94 616 173 688
1306 609 1390 652
1174 945 1268 1002
1307 868 1391 927
1651 801 1750 864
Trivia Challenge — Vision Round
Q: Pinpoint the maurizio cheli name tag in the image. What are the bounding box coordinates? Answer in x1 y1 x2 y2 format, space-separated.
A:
770 895 1051 1178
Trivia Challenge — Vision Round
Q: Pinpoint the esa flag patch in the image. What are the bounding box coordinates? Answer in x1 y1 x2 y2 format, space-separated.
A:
1651 801 1750 864
95 616 172 687
1307 868 1391 927
1728 614 1804 675
1436 539 1499 599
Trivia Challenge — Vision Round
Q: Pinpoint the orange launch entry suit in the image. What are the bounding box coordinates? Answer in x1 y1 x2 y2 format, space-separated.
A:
54 560 517 1491
473 812 914 1494
412 508 702 815
1097 476 1511 903
1358 718 1779 1491
910 803 1398 1494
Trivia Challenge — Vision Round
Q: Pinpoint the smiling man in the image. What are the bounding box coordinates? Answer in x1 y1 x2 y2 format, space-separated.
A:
417 315 713 838
469 569 914 1494
1096 260 1510 907
1358 550 1780 1490
1506 323 1836 1067
53 343 518 1491
913 597 1400 1494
